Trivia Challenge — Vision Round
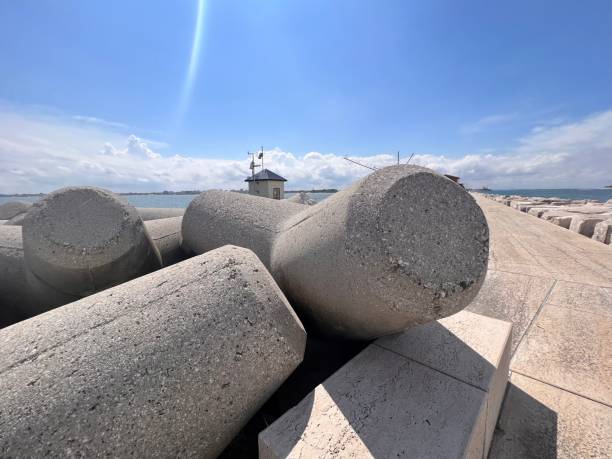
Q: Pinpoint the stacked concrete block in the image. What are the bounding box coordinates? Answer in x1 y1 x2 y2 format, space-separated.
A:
144 216 186 266
568 215 606 238
479 193 612 244
259 311 512 459
18 187 162 314
0 201 32 220
0 226 34 327
0 246 306 457
592 218 612 245
183 165 489 340
136 207 185 220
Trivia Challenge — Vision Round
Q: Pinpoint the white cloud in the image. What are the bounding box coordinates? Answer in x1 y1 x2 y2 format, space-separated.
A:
0 105 611 193
460 113 517 135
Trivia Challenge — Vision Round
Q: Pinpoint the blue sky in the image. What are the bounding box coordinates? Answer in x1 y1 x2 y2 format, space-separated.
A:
0 0 611 192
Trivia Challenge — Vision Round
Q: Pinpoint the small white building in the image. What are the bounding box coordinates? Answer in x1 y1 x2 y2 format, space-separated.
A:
245 169 287 200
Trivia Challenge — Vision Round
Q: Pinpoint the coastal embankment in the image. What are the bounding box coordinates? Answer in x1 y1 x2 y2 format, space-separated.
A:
479 193 612 245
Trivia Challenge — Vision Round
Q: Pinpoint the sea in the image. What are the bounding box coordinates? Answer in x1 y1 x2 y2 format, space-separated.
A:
0 192 336 208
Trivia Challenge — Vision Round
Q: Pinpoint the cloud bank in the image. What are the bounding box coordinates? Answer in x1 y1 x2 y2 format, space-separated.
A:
1 105 611 194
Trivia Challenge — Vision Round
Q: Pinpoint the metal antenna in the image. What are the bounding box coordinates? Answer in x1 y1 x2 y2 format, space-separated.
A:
406 153 415 164
397 151 400 165
343 157 378 171
259 146 264 170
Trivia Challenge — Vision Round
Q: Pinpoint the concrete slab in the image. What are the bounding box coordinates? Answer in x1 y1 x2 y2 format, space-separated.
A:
547 280 612 317
489 372 612 458
467 270 554 353
511 304 612 406
259 311 512 459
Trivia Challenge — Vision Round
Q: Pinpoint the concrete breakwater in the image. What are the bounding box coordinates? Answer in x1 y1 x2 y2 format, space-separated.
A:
182 164 489 340
0 166 491 456
0 246 306 457
480 193 612 245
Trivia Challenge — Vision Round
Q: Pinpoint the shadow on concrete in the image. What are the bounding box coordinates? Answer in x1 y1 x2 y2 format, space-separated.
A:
488 382 558 459
256 321 558 459
219 333 368 458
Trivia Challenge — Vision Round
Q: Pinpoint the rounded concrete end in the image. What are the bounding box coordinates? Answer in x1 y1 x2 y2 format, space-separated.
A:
22 187 161 297
347 165 489 326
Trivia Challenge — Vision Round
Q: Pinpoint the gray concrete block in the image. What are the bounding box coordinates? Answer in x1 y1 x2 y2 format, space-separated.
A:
259 311 511 458
0 245 306 458
22 187 162 311
144 216 186 266
183 165 489 340
0 226 32 325
2 212 26 226
136 207 185 220
0 201 31 220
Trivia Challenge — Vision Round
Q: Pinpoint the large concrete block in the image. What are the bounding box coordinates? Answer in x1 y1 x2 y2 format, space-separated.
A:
183 165 489 339
22 187 162 312
0 245 306 458
569 215 606 238
0 201 31 220
136 207 185 220
259 311 512 458
592 218 612 244
144 216 186 266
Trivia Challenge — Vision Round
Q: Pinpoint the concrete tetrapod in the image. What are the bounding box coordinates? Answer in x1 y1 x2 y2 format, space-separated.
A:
22 187 162 312
0 245 306 458
144 216 187 266
136 207 185 220
0 201 32 220
183 165 489 340
0 226 32 327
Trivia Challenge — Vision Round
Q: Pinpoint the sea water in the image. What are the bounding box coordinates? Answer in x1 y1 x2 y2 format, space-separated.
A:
0 192 335 208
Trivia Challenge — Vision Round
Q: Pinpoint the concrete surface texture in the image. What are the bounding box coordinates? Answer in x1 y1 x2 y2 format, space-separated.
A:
0 226 31 327
183 165 489 340
22 187 162 311
593 218 612 244
286 192 316 205
469 194 612 457
3 212 26 226
182 190 304 266
483 193 612 244
144 216 186 266
0 246 306 458
259 310 512 459
136 207 185 220
0 201 31 220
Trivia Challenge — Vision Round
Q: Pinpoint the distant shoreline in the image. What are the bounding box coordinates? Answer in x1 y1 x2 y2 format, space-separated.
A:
0 188 339 198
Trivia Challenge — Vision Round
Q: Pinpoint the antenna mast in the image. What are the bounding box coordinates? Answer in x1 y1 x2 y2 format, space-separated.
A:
343 157 378 171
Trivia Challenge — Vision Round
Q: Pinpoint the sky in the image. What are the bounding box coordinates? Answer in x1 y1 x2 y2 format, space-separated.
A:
0 0 611 193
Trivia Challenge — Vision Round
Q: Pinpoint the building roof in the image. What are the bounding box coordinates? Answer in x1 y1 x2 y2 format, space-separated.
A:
245 169 287 182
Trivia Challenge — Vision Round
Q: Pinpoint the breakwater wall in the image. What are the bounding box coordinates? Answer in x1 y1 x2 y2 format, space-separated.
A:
479 193 612 245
